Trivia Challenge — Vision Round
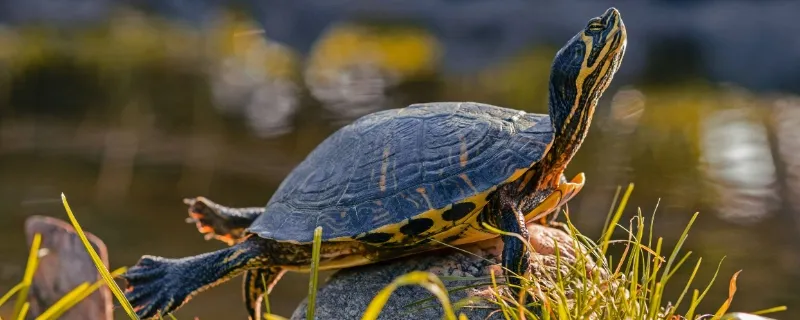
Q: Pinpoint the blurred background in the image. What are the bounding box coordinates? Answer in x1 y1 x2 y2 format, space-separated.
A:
1 0 799 318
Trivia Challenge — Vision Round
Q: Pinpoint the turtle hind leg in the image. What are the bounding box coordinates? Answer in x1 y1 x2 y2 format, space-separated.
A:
123 238 270 319
243 268 286 320
184 197 266 245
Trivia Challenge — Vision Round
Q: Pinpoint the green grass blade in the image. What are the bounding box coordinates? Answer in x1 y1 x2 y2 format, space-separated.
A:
403 282 494 311
362 271 457 320
61 193 140 320
645 239 664 319
489 269 512 320
662 211 699 274
665 251 693 281
307 226 323 320
668 257 702 319
600 186 622 243
686 289 700 320
437 276 491 281
749 306 787 315
452 296 485 311
0 283 25 308
13 233 41 318
601 183 634 256
685 257 725 318
15 302 29 320
261 273 272 315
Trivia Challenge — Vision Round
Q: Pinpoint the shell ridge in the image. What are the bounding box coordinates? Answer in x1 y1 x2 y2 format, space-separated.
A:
276 113 545 211
336 129 362 206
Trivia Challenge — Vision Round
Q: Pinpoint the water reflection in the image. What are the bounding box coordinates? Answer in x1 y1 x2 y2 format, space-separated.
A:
772 97 800 226
701 99 778 224
209 22 299 137
304 23 440 122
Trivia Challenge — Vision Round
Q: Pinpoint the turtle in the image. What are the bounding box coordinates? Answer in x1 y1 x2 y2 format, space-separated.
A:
122 7 626 319
182 173 574 317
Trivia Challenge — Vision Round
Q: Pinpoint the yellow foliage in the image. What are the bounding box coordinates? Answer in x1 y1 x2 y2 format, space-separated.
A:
306 23 441 81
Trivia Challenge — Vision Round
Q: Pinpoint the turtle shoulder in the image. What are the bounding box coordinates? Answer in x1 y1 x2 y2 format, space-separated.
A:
249 102 554 243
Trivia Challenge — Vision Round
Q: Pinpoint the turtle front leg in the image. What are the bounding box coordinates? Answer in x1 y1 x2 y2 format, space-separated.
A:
496 193 545 314
498 197 531 296
243 268 286 320
123 237 273 319
184 197 265 245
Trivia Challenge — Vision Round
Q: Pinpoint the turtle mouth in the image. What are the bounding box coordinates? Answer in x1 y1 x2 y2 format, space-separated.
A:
601 7 623 29
604 8 627 63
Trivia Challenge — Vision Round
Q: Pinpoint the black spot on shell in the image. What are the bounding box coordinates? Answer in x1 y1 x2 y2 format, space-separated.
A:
399 218 434 236
358 233 393 244
442 202 477 221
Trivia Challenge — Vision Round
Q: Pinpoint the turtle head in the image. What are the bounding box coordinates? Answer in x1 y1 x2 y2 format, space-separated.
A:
549 7 626 136
546 7 626 160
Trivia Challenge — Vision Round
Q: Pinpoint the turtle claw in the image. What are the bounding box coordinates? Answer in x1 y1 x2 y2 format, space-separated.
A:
184 196 239 245
122 256 190 319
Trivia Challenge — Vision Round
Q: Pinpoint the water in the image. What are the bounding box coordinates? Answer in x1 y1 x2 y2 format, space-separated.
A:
1 4 800 319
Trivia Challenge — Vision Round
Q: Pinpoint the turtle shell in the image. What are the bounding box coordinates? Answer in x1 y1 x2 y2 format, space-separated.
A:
248 102 554 244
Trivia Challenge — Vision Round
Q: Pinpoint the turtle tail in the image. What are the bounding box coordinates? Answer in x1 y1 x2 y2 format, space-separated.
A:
123 238 269 319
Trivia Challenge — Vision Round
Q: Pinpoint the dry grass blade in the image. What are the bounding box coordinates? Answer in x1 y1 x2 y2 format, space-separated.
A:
61 193 140 319
714 270 742 318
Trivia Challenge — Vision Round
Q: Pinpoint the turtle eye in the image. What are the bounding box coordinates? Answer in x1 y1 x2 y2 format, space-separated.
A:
587 23 605 31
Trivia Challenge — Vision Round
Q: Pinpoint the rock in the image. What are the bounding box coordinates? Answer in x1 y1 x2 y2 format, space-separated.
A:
291 223 604 320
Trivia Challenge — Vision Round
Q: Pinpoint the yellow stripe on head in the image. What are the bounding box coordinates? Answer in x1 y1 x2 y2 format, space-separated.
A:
545 7 627 170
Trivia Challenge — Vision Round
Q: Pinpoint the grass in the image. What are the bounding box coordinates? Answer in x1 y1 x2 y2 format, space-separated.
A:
307 226 324 320
0 188 788 320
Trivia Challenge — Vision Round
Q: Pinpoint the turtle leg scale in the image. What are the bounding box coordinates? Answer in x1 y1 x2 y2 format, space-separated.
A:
123 237 274 319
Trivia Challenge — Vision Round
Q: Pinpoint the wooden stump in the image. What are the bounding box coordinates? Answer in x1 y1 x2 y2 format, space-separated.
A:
24 215 112 320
